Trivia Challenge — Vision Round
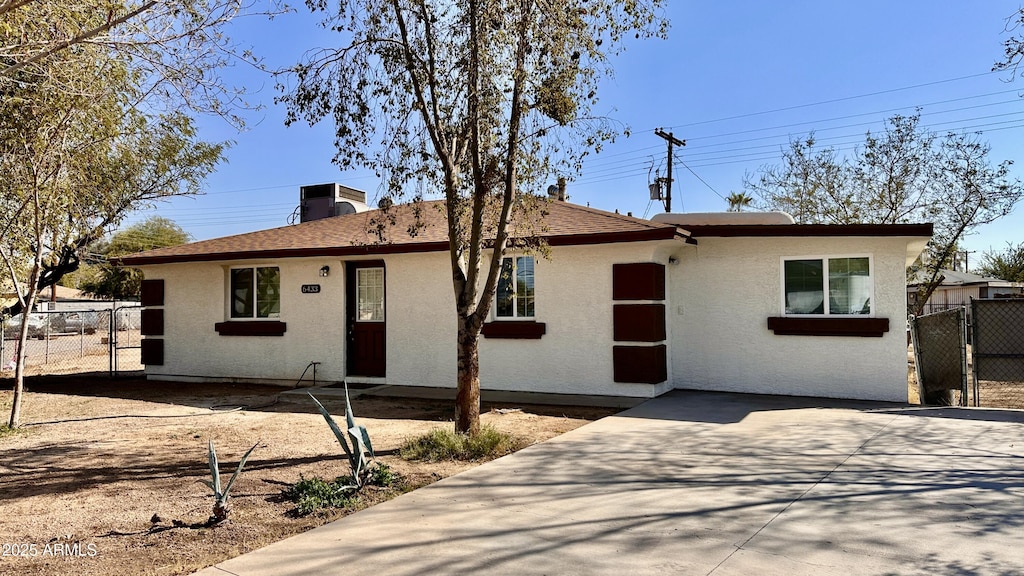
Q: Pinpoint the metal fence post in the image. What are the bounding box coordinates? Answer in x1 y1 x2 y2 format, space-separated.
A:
108 305 114 377
958 307 968 406
970 298 979 407
909 314 925 403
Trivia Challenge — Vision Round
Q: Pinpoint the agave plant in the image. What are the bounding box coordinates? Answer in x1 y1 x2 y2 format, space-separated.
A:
203 440 259 525
309 382 374 487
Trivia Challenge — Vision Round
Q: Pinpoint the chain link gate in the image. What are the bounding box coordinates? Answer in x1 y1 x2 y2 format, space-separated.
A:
1 304 142 378
910 307 968 406
971 299 1024 408
109 304 142 377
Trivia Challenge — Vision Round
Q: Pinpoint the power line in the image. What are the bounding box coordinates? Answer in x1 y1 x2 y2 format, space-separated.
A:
575 111 1024 186
674 154 725 200
580 88 1023 173
663 70 1003 131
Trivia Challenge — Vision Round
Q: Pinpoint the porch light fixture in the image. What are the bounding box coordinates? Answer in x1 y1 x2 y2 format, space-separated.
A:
319 265 330 277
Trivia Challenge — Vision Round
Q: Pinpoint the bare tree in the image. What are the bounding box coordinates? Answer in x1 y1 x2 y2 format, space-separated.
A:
278 0 668 434
994 8 1024 79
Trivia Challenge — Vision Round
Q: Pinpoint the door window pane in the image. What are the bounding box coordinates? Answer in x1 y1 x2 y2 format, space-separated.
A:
357 267 385 321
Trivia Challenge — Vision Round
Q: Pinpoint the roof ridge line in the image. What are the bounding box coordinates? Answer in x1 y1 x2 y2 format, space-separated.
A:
552 201 668 230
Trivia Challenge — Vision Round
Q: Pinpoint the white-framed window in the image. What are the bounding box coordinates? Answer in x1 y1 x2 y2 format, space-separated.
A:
782 255 872 316
230 266 281 319
496 256 535 319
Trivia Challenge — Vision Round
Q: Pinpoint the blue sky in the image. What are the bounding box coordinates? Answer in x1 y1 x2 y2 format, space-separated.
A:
129 1 1024 266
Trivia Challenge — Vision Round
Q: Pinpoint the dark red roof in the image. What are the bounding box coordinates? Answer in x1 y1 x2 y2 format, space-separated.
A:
117 200 683 266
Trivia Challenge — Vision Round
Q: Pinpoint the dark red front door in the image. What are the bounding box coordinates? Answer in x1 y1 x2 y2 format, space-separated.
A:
346 261 386 377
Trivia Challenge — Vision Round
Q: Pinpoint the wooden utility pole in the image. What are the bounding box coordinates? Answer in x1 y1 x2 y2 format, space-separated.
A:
654 129 685 212
958 250 977 272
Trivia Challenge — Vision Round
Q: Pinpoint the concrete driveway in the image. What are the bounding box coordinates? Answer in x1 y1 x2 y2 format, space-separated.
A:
196 390 1024 576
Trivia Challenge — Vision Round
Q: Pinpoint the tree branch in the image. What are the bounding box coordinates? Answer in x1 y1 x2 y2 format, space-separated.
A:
2 1 158 78
475 0 535 322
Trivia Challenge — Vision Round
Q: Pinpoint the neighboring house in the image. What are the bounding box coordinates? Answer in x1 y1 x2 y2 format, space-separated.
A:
4 285 104 313
41 285 107 312
118 188 931 403
908 269 1024 315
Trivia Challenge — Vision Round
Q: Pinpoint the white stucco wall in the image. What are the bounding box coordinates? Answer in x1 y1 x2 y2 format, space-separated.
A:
667 236 917 402
477 241 676 398
139 241 678 397
139 233 920 402
139 257 351 384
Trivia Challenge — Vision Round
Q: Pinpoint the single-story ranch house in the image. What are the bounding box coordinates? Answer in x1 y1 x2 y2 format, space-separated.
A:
119 187 931 403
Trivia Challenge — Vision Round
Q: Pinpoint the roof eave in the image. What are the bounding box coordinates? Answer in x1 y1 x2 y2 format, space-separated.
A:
115 242 451 266
681 223 934 238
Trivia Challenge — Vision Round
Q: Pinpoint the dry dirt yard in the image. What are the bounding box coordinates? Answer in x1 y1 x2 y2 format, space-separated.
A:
0 377 615 576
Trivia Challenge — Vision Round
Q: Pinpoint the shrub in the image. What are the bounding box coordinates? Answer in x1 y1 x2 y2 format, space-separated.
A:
399 425 528 462
366 462 400 487
284 475 359 516
284 462 405 516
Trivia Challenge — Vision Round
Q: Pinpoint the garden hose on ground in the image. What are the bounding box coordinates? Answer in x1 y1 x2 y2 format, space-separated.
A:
209 361 320 411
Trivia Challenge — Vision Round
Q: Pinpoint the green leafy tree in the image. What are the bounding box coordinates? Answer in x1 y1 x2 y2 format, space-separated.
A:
1 3 230 427
279 0 668 434
977 242 1024 283
745 113 1023 315
79 217 192 300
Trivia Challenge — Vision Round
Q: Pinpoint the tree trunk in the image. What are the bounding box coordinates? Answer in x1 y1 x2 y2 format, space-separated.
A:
455 317 481 436
8 267 40 428
8 307 32 428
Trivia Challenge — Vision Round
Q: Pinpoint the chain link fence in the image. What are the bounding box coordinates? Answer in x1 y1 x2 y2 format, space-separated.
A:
971 299 1024 409
1 305 142 377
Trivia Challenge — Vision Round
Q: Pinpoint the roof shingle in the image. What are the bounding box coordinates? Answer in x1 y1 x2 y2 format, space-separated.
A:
117 200 681 266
